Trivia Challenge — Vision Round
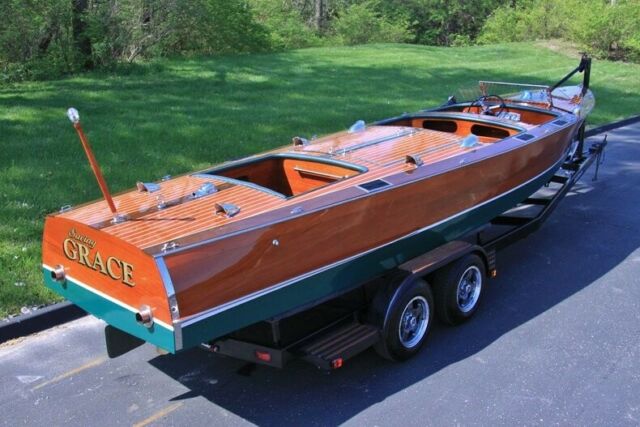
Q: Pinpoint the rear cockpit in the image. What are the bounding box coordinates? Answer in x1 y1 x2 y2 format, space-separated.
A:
201 154 367 198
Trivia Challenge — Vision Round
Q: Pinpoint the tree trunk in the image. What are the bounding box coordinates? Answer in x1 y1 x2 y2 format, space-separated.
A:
72 0 93 68
314 0 324 32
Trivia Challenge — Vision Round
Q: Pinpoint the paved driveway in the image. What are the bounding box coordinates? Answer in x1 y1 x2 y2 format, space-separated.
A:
1 123 639 426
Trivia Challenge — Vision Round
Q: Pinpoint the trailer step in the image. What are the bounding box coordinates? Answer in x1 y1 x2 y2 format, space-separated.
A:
550 175 569 184
491 215 532 227
523 197 552 206
298 322 379 370
562 161 580 172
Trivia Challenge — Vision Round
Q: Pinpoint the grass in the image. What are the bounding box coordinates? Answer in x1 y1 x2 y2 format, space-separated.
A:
1 42 639 317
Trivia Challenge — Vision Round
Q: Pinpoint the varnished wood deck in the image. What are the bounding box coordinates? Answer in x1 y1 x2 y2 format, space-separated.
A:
58 123 499 250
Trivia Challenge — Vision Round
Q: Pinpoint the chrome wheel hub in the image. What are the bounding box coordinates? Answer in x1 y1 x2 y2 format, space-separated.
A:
457 266 482 313
398 296 429 349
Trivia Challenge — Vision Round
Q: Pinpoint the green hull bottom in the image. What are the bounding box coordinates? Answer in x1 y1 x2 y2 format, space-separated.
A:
42 270 176 352
180 160 562 350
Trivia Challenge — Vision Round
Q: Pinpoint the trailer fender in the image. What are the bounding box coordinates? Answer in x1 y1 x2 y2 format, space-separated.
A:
397 240 495 281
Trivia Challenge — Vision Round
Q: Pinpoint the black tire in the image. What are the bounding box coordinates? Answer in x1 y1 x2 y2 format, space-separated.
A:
433 253 486 326
371 275 434 361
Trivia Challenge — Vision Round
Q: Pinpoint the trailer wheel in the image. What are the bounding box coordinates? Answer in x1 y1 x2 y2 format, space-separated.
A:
433 253 485 326
371 275 434 361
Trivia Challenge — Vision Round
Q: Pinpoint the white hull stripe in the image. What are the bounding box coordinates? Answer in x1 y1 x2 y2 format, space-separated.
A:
42 264 174 331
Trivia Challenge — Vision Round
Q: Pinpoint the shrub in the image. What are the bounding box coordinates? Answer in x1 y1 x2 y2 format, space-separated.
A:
331 1 414 46
0 0 78 82
249 0 321 50
478 0 569 44
567 0 640 61
479 0 640 63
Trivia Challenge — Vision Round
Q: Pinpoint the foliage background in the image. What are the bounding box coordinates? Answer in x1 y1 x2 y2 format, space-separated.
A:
1 0 639 82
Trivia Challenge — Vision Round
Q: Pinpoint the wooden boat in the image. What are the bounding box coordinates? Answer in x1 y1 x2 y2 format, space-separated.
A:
42 58 595 354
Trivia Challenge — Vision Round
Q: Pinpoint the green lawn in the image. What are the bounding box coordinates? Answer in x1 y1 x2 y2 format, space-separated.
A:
1 42 638 317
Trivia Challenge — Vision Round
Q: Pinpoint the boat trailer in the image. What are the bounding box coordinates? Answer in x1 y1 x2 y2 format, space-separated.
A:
202 133 607 370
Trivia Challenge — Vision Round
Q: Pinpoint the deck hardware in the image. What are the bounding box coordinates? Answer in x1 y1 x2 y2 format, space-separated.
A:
51 265 66 283
135 305 154 328
459 159 466 165
59 204 72 213
292 136 309 147
357 179 391 192
272 239 280 247
348 120 366 133
405 154 423 167
136 181 160 193
191 182 217 199
156 195 167 209
290 206 304 215
215 202 240 218
161 241 179 252
461 134 480 148
110 214 127 224
161 175 172 181
516 133 535 141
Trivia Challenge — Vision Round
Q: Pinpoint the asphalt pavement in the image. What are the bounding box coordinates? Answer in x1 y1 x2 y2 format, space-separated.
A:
1 122 639 426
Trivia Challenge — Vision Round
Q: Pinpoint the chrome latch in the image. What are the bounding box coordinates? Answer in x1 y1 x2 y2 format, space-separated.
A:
405 154 423 167
214 202 240 218
136 181 161 192
191 182 217 199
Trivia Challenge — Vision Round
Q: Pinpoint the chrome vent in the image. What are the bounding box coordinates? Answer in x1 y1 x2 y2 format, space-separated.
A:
516 133 535 141
357 179 391 192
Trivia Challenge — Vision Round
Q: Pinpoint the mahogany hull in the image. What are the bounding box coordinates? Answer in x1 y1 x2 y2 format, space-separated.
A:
167 125 575 347
42 87 589 353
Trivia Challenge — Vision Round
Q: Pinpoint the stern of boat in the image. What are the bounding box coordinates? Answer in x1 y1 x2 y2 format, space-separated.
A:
42 216 178 353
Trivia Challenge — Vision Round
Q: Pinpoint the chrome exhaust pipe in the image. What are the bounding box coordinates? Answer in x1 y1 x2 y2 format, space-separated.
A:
135 305 154 328
51 265 66 283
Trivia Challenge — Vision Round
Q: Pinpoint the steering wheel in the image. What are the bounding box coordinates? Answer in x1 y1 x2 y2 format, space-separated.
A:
468 94 507 116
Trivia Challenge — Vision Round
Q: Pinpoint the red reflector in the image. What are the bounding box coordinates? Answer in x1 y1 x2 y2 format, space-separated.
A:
331 358 343 369
255 350 271 362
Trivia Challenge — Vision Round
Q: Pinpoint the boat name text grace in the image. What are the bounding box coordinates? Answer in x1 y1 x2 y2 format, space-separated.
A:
62 228 135 287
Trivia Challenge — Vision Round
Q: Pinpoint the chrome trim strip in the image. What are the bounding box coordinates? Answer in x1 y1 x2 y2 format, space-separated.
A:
174 320 183 351
204 153 369 175
155 258 183 349
179 156 564 328
192 173 287 199
334 129 415 155
155 258 179 317
273 152 369 172
42 264 174 331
